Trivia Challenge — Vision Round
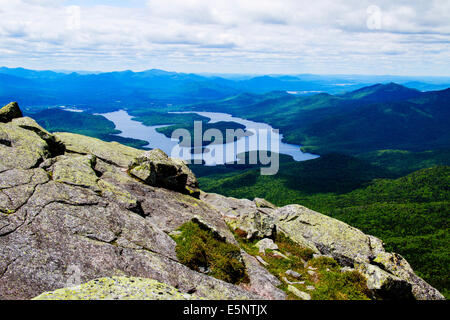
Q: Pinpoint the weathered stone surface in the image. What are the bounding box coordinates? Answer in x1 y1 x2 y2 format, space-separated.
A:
0 119 56 170
97 179 141 212
129 149 200 197
241 252 286 300
55 132 143 167
356 263 413 300
0 102 22 123
274 205 384 265
172 158 200 196
256 256 268 266
287 285 311 300
0 182 257 299
285 270 302 279
273 204 445 300
12 117 65 156
0 168 49 216
0 111 260 300
201 193 276 239
254 198 277 209
372 252 445 300
33 276 200 300
255 238 279 254
53 155 100 192
282 277 304 285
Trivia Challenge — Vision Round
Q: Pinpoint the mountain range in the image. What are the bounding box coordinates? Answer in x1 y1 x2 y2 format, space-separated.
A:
1 67 450 111
188 83 450 155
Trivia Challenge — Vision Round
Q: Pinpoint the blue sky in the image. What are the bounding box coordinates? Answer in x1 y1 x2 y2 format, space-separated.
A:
0 0 449 75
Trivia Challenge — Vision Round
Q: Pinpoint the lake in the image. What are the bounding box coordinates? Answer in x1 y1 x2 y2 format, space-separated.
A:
100 110 319 166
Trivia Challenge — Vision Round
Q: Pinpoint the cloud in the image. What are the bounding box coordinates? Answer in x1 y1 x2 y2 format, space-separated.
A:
0 0 448 75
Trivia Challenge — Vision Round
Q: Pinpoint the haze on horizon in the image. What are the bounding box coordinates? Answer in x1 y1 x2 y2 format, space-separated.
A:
0 0 449 76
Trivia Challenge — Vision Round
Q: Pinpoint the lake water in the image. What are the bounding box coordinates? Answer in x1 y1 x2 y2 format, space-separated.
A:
100 110 319 166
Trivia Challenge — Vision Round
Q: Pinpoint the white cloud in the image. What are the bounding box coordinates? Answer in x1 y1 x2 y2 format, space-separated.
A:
0 0 448 75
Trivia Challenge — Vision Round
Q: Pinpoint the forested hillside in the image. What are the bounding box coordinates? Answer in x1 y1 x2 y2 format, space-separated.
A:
189 84 450 155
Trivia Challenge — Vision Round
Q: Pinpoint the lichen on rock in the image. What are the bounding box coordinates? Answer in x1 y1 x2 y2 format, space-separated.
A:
0 102 22 123
272 204 445 300
129 149 200 197
55 131 143 167
201 193 276 240
53 155 100 191
32 276 201 300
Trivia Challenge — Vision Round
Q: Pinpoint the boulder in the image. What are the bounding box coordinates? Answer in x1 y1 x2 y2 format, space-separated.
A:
129 149 200 197
0 102 22 123
12 117 65 156
273 205 385 265
201 193 276 239
254 198 277 209
228 210 275 240
356 263 413 300
372 252 445 300
0 117 63 170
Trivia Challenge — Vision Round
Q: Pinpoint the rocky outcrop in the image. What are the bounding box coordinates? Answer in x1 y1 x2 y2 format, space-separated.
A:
354 263 413 300
0 102 444 300
371 252 444 300
129 149 200 197
0 104 260 300
0 102 22 123
273 205 385 265
272 205 444 300
201 193 275 239
202 194 445 300
55 132 141 167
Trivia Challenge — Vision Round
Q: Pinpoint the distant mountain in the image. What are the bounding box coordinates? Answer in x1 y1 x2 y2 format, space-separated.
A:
0 67 240 108
341 82 422 102
2 67 449 110
0 67 66 80
303 87 450 154
188 83 450 155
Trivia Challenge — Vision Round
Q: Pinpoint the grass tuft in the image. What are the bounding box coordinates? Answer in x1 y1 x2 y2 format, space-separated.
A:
171 220 249 284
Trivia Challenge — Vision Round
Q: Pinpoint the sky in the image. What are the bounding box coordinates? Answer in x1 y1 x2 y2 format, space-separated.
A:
0 0 449 75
